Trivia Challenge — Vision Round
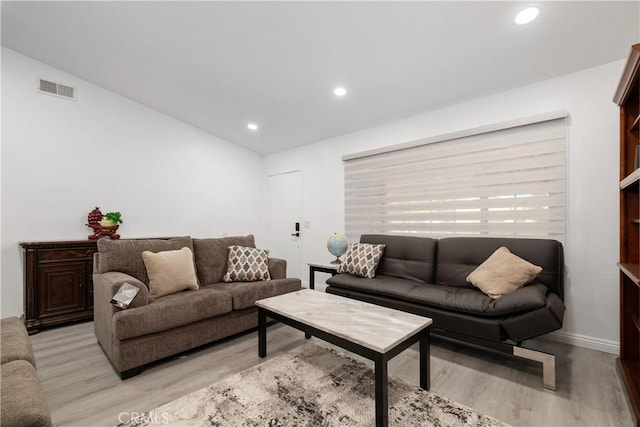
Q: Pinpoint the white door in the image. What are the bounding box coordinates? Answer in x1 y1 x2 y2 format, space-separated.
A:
265 170 303 280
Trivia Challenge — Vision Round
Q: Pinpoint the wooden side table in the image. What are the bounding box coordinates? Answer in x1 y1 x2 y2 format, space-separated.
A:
307 261 338 290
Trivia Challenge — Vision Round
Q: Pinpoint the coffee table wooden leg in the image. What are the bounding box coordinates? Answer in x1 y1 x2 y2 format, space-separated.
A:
258 308 267 358
375 356 388 427
419 327 430 390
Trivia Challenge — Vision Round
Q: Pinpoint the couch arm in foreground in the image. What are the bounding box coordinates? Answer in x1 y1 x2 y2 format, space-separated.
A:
0 317 52 427
1 360 52 427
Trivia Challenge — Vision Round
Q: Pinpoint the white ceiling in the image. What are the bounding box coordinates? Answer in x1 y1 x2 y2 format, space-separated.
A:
2 1 638 154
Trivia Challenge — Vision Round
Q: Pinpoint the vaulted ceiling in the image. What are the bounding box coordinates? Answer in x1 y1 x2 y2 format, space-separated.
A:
2 1 638 154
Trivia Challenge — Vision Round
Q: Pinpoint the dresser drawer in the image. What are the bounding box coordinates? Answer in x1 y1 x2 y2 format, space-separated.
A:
38 248 97 262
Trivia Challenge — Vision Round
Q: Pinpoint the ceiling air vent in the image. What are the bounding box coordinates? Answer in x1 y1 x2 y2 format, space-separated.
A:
38 78 77 101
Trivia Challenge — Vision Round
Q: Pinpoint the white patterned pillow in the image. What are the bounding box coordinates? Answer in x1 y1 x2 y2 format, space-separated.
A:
223 246 271 282
338 242 386 278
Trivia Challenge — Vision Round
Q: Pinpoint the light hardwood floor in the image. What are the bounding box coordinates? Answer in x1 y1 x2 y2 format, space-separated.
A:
30 320 633 427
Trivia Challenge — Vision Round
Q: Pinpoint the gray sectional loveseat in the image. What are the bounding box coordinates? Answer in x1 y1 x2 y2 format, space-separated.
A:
93 235 301 379
326 234 565 390
1 317 52 427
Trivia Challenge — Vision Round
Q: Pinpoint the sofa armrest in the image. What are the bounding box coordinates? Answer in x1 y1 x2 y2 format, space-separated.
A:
1 360 52 427
94 272 149 309
93 252 100 274
268 258 287 280
93 271 149 358
0 318 36 367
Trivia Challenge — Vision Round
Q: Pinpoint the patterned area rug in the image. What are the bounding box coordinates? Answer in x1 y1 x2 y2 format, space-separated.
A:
119 343 509 427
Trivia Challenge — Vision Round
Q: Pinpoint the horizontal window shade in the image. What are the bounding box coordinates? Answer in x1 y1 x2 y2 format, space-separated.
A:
344 118 566 242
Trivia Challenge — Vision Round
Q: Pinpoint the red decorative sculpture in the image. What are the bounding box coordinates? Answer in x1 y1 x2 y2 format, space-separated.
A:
86 207 120 240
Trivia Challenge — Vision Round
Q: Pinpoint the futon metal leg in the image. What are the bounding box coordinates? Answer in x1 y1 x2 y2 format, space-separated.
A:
258 308 267 358
513 346 556 391
374 356 389 427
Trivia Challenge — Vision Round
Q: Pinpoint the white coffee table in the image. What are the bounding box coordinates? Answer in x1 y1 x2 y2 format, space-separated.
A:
256 289 432 427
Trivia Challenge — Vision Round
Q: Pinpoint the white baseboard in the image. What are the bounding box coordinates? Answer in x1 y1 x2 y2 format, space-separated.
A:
541 331 619 355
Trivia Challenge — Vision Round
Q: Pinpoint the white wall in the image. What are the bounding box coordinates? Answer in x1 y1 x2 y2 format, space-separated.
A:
1 47 264 317
1 45 624 353
264 60 625 354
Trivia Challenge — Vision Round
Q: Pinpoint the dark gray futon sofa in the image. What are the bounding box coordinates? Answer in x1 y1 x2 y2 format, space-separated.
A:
326 234 564 390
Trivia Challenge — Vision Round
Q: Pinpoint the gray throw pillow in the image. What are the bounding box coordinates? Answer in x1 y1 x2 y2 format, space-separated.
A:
223 246 271 282
338 242 385 278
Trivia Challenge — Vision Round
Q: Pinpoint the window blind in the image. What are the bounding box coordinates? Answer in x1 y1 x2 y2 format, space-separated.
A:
344 117 567 242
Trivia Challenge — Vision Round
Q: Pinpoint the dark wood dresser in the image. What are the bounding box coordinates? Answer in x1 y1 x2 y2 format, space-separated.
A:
20 240 98 334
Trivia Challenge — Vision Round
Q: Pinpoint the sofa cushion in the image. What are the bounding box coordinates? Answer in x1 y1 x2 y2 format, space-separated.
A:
326 286 505 342
193 236 256 285
327 273 548 317
223 246 271 282
361 234 437 283
466 246 542 299
407 282 549 317
209 278 302 310
327 273 421 300
98 237 194 285
142 247 199 298
114 287 233 340
338 243 385 278
436 237 563 298
1 317 36 367
1 360 52 427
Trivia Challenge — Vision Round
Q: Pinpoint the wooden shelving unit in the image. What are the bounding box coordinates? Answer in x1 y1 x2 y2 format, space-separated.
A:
619 262 640 285
631 115 640 133
621 169 640 190
615 43 640 427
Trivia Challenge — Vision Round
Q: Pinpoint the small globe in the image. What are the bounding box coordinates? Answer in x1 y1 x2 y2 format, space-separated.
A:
327 233 349 264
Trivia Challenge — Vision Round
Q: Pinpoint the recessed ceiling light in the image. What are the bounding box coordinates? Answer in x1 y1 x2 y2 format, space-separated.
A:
247 123 258 131
514 6 539 25
334 87 347 97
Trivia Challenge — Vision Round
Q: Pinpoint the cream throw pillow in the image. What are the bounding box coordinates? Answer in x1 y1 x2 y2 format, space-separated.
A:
142 247 199 298
466 246 542 299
